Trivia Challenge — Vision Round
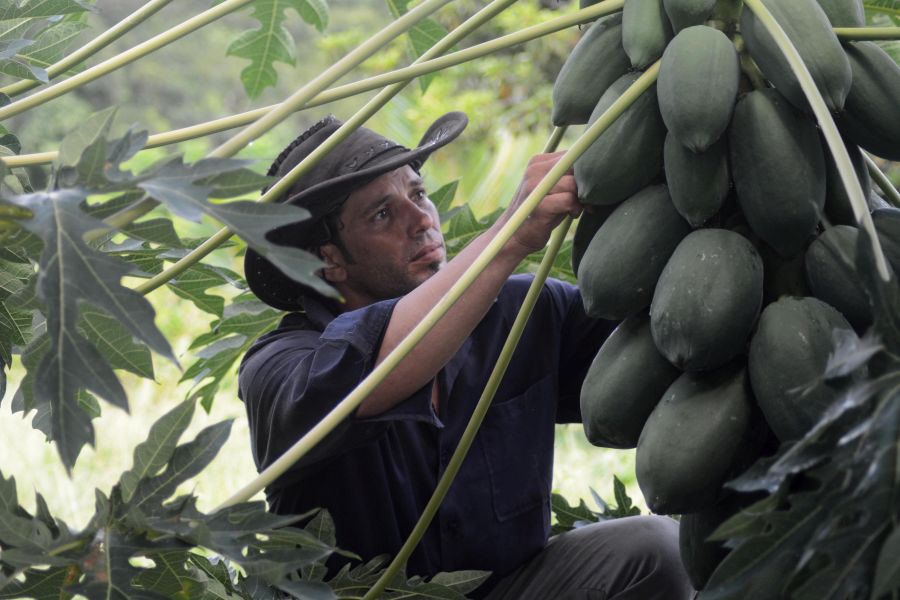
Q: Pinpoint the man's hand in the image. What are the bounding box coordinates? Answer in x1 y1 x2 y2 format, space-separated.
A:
500 151 582 255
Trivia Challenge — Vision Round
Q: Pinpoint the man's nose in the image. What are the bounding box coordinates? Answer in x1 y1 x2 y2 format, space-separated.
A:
405 199 435 236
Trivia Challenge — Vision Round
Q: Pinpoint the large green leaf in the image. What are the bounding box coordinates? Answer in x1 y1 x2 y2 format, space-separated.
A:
385 0 449 93
16 20 87 70
4 188 173 469
226 0 329 98
119 400 196 504
78 305 155 379
0 0 92 20
181 298 282 411
0 567 71 599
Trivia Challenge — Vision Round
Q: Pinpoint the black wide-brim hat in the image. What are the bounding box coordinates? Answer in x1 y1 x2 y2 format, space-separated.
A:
245 111 468 311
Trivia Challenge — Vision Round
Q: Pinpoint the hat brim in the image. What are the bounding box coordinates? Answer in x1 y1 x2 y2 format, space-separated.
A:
245 111 468 312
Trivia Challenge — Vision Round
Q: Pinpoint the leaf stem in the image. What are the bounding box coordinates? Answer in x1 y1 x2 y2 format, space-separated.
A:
215 61 660 511
865 153 900 208
0 0 175 98
1 0 625 168
363 135 571 600
743 0 891 281
834 26 900 40
131 0 625 296
0 0 255 122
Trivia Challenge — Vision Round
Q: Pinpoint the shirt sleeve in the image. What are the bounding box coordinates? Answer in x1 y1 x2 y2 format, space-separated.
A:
544 279 617 423
238 298 440 486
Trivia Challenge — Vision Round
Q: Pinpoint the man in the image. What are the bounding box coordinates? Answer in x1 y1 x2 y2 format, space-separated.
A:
240 112 693 599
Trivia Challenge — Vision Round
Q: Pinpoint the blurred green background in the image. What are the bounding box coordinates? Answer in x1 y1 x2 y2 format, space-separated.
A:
0 0 641 531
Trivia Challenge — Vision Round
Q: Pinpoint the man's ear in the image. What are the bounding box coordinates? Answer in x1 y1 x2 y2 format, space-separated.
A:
318 243 348 284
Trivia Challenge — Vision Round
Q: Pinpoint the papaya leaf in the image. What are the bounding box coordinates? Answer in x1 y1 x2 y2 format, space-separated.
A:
17 20 86 70
0 1 93 20
385 0 448 93
226 0 329 98
202 167 273 199
131 549 209 599
429 571 492 596
873 527 900 598
0 567 72 599
136 156 333 298
4 188 175 469
181 298 282 411
119 400 195 504
123 216 185 248
430 180 458 215
0 37 32 59
69 529 173 600
0 55 46 82
167 263 240 318
127 420 233 514
56 105 116 168
78 305 155 379
0 299 31 364
550 493 597 534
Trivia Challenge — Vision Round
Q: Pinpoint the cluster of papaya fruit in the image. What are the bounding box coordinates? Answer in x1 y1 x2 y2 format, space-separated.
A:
555 0 900 589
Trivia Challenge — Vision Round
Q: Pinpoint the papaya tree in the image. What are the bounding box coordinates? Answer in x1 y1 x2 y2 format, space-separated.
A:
0 0 898 598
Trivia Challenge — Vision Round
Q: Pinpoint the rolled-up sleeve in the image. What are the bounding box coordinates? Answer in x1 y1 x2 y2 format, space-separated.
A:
239 298 440 484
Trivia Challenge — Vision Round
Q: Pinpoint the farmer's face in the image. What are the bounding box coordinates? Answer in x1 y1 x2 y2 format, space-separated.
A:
319 165 445 309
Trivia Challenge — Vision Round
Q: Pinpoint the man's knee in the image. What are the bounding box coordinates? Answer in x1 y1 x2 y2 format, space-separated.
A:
574 515 693 599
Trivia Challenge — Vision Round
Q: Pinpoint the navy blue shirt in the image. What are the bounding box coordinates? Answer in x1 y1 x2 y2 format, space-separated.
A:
238 274 613 582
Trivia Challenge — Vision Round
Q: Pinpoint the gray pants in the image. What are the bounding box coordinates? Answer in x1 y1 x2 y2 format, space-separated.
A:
483 515 694 600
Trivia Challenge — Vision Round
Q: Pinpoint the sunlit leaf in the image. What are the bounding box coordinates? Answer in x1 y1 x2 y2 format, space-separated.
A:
119 400 195 504
78 305 155 379
70 529 172 600
385 0 449 93
226 0 329 98
0 0 93 20
17 20 87 69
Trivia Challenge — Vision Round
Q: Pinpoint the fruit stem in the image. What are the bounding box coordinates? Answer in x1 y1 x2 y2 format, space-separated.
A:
214 61 661 513
834 26 900 41
363 133 573 600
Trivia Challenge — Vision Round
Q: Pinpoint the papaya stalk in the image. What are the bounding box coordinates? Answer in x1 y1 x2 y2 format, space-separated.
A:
0 0 256 122
0 0 175 98
834 26 900 41
865 154 900 208
1 0 626 169
215 61 661 511
743 0 891 282
131 0 628 296
364 137 573 600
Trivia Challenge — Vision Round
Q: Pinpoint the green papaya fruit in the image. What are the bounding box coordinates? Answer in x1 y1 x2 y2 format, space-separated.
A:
729 89 825 257
749 296 856 441
663 134 729 228
740 0 852 112
578 185 691 319
623 0 674 69
575 72 667 206
663 0 717 32
814 0 865 26
805 225 873 330
636 363 755 514
552 15 631 126
580 314 681 449
658 26 740 152
823 141 872 226
873 208 900 274
571 205 617 275
838 42 900 162
650 229 763 371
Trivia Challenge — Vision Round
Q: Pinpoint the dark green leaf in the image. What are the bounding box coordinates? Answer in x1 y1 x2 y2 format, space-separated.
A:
168 263 236 318
0 567 71 600
201 168 273 199
549 493 597 535
276 579 335 599
873 526 900 598
128 420 233 513
119 400 196 504
6 188 174 469
137 156 333 298
0 56 47 82
226 0 329 98
430 180 458 215
123 217 185 248
429 571 492 595
0 299 31 363
71 529 172 600
78 305 155 379
131 549 208 599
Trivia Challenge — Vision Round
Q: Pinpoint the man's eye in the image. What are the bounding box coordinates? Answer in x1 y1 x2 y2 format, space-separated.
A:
414 190 427 201
374 207 389 221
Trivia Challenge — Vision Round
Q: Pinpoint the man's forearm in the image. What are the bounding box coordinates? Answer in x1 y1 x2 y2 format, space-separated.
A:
356 222 528 417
